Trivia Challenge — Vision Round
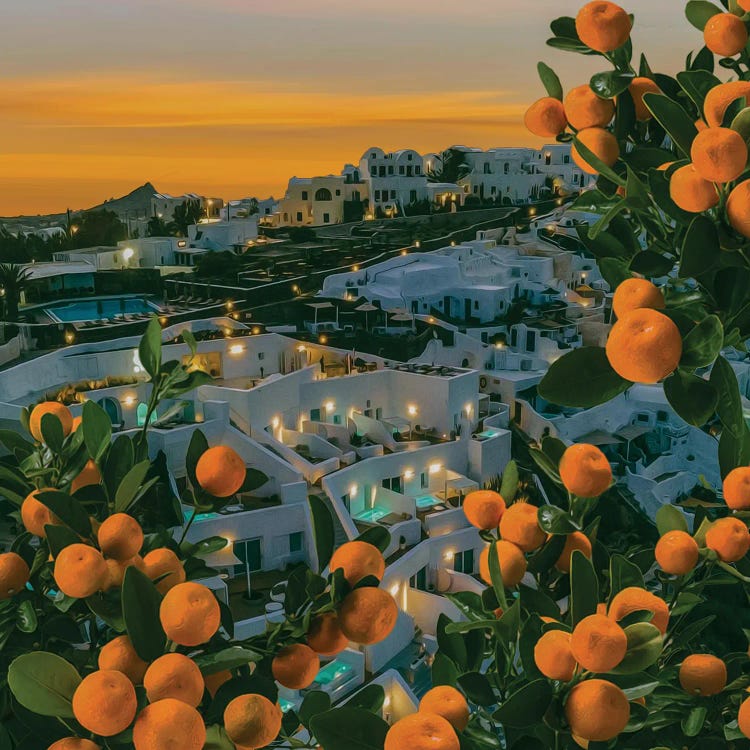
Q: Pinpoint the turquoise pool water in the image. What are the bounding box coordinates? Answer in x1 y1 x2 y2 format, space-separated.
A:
279 698 295 713
355 506 389 522
476 428 502 439
415 494 441 509
183 509 220 522
46 297 158 322
315 661 352 685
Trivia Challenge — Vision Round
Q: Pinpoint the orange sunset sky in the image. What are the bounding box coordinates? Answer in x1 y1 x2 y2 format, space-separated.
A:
2 1 695 216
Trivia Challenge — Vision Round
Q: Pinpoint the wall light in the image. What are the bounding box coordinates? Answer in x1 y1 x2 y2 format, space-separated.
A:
319 335 328 344
352 264 360 272
226 300 234 310
443 550 454 561
407 405 418 417
252 327 261 335
271 416 280 429
389 583 400 597
297 345 307 352
123 395 136 407
403 469 414 481
325 401 335 413
349 484 358 496
229 342 245 355
64 330 76 345
429 462 442 474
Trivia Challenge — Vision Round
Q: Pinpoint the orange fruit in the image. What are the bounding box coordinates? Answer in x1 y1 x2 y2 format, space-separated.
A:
705 516 750 562
739 695 750 739
462 489 506 530
21 487 58 538
696 118 708 131
655 530 699 575
105 555 145 590
629 77 660 121
499 502 545 552
329 540 385 585
29 402 73 443
307 612 349 656
72 670 137 737
555 532 593 574
575 1 631 53
132 698 206 750
525 97 567 138
691 127 748 183
271 644 319 690
606 308 682 383
71 415 83 432
54 543 109 599
704 81 750 128
143 548 186 594
572 128 620 174
724 466 750 510
71 459 101 494
534 629 577 681
48 740 101 750
338 587 399 645
479 540 527 587
559 443 612 498
565 679 630 741
612 278 665 320
97 635 148 684
223 693 282 749
669 164 719 212
195 445 246 497
704 13 748 57
727 180 750 237
143 653 205 707
384 712 459 750
563 85 615 130
679 654 727 696
608 586 669 634
98 513 144 561
204 670 232 698
419 686 470 732
159 582 221 646
0 551 30 600
570 614 627 673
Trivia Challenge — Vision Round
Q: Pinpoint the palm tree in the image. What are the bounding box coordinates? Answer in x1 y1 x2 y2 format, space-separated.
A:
426 148 471 184
0 264 31 321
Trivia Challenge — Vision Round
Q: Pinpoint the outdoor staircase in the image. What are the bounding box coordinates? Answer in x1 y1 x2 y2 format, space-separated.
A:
310 490 350 546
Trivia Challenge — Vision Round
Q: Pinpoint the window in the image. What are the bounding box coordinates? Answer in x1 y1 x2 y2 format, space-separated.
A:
473 185 479 194
420 472 428 489
484 163 491 174
302 191 308 200
390 190 396 199
564 155 570 164
399 166 405 175
406 166 412 176
236 538 262 572
473 300 479 309
289 532 303 553
415 165 421 175
657 410 668 422
335 189 341 196
410 566 428 590
407 153 413 161
315 188 332 201
310 408 321 421
454 549 475 574
388 166 394 175
545 153 552 165
504 162 510 174
526 330 536 351
296 212 303 222
323 213 330 223
374 190 381 200
382 476 403 493
258 352 265 360
410 190 418 203
491 186 497 195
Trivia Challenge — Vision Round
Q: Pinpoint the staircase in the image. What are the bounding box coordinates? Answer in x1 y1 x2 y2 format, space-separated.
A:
310 490 350 547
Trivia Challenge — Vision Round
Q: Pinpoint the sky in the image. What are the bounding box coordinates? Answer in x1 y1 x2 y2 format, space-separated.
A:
2 0 696 216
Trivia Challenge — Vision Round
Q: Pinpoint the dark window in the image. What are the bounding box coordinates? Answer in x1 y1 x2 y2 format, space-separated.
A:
390 190 396 199
296 212 303 222
415 166 421 175
289 532 303 553
315 188 332 201
399 166 405 175
564 155 570 164
410 190 417 202
301 191 308 200
484 163 491 174
323 213 330 223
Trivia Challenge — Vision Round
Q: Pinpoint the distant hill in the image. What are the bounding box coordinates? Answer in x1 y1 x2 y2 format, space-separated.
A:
0 182 158 229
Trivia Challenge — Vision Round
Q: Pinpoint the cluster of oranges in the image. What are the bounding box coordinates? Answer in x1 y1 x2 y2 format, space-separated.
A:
464 441 612 587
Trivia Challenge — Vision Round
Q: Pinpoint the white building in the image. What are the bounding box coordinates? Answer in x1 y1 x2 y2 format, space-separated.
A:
359 148 428 216
151 193 224 222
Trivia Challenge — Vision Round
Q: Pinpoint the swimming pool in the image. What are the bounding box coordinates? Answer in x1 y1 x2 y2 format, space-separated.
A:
475 428 502 439
315 661 352 685
354 506 389 523
415 494 442 509
46 297 159 323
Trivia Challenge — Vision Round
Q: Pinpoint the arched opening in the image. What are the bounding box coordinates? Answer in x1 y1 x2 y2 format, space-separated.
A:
97 397 122 427
137 402 158 427
314 188 332 201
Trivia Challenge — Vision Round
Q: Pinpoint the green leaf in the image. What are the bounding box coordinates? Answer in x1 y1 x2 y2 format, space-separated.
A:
492 679 553 728
680 316 723 369
683 706 708 737
308 495 335 573
309 708 389 750
537 506 579 535
538 347 631 408
629 250 675 277
643 92 699 157
590 70 634 99
570 550 599 626
355 526 391 553
40 413 64 453
537 61 563 100
0 429 35 459
488 541 508 611
121 565 166 661
598 257 632 289
45 525 81 557
81 400 112 461
114 459 151 513
299 691 332 729
710 356 745 437
573 136 625 186
431 651 459 687
103 434 135 500
15 600 37 633
8 652 81 718
612 622 663 673
458 672 496 706
607 672 660 700
186 429 209 490
685 0 722 31
718 423 750 478
664 371 718 427
203 725 235 750
500 459 519 503
240 467 268 493
681 216 720 279
655 504 689 536
731 106 750 143
36 490 91 537
437 613 468 669
138 317 162 380
676 70 721 112
609 554 645 598
194 646 263 675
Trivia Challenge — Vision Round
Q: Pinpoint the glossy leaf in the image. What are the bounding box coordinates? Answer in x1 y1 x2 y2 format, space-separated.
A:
114 459 151 513
570 550 599 626
82 399 112 461
8 652 81 718
680 216 719 279
710 356 745 438
612 622 663 673
655 504 689 536
537 61 563 100
493 679 553 728
310 708 389 750
664 370 718 427
590 70 634 99
308 495 335 573
138 317 162 380
36 491 91 537
537 505 579 534
609 554 645 598
121 565 166 661
643 92 699 157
